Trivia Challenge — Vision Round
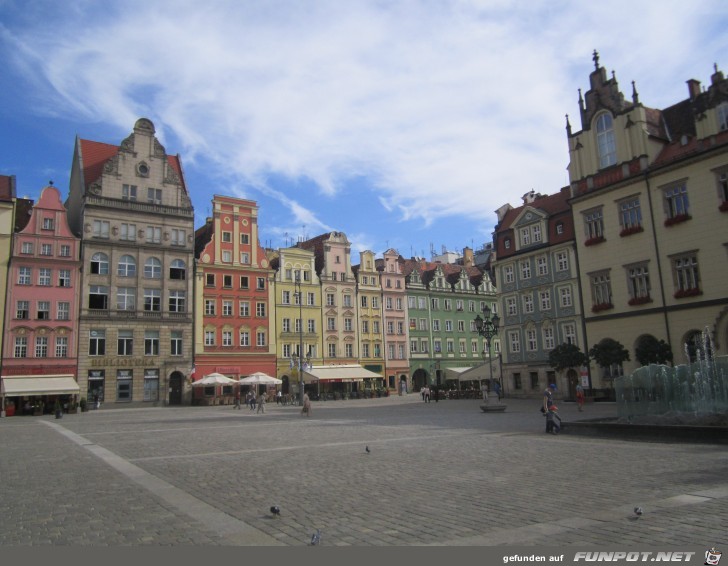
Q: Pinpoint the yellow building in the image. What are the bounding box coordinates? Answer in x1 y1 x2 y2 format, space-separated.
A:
269 246 321 396
567 53 728 390
353 250 385 378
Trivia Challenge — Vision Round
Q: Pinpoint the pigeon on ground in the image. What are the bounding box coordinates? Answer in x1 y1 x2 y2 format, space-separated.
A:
633 506 643 517
365 445 370 454
270 506 280 517
310 529 321 546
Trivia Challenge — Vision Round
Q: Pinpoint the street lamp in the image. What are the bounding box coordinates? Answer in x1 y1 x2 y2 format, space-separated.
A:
292 275 306 407
474 304 500 398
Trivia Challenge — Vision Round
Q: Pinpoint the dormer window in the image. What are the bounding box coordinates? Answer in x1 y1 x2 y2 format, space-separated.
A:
596 112 617 168
504 238 511 249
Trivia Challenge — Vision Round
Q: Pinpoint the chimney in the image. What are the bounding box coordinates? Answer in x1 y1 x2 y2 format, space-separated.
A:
463 247 474 267
686 79 701 100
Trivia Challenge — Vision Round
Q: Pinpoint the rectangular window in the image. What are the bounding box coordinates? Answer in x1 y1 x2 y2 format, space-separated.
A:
539 290 551 311
240 233 250 245
38 268 51 286
239 331 249 347
144 369 159 402
221 275 232 288
526 329 537 352
204 299 216 316
584 208 604 240
18 267 31 285
282 318 291 333
93 220 110 239
239 301 250 317
563 323 577 346
170 331 183 356
664 183 690 220
58 269 71 287
147 187 162 205
144 330 160 356
327 293 335 306
256 332 266 347
556 251 569 272
169 291 186 313
520 227 531 246
673 253 700 293
308 319 315 333
419 318 428 331
222 251 232 263
206 273 215 287
719 171 728 203
418 297 426 309
89 330 106 356
386 297 393 310
344 318 353 331
445 320 453 332
345 343 353 357
221 300 233 317
122 184 137 201
222 331 233 347
432 320 440 331
42 217 54 230
120 223 136 241
146 226 161 243
361 296 368 308
543 327 554 350
35 336 48 358
89 285 109 310
55 336 68 358
144 289 161 312
16 300 29 319
116 287 136 310
520 260 531 280
21 242 33 254
420 340 428 353
14 337 27 358
431 298 439 310
506 297 517 316
205 331 216 346
328 343 337 358
257 277 265 290
536 255 548 276
239 276 249 289
523 295 534 314
118 330 133 355
590 272 612 308
117 371 133 402
532 224 542 243
57 302 70 320
327 317 336 331
171 229 185 246
508 331 521 353
40 243 52 256
238 251 249 264
627 264 650 300
434 340 442 353
619 197 642 232
60 244 71 257
373 321 380 334
256 302 266 317
559 286 572 307
222 232 232 243
444 299 452 311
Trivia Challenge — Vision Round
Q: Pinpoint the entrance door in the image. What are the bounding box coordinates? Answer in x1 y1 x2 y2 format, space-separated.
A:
169 372 183 405
567 369 578 401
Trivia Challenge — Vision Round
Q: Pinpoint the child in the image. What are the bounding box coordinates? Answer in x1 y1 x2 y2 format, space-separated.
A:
547 404 562 434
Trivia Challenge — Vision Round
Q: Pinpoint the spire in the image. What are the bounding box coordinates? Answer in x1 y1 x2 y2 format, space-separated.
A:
565 114 572 136
631 80 639 105
592 49 600 70
578 88 584 111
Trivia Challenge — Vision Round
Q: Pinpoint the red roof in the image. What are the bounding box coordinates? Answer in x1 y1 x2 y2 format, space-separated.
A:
79 139 186 192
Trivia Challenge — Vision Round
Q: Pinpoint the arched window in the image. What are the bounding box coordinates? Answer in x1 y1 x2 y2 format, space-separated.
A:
90 252 109 275
596 113 616 168
144 257 162 279
169 259 186 280
117 255 137 277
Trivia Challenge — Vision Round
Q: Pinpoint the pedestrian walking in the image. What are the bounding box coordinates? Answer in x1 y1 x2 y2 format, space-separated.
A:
250 391 257 412
234 391 241 409
257 391 266 413
542 383 557 434
481 383 489 403
576 384 585 412
301 393 312 417
421 387 426 401
433 385 439 403
424 385 430 403
493 380 501 401
276 390 282 405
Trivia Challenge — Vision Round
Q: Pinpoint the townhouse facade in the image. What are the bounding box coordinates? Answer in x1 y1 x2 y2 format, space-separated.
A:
353 250 386 378
193 195 276 395
379 248 410 391
1 185 82 407
66 118 195 405
566 54 728 385
270 245 322 395
492 187 585 398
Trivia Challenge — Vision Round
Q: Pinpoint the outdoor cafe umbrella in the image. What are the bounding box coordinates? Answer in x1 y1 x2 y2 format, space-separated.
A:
238 372 282 385
192 372 238 404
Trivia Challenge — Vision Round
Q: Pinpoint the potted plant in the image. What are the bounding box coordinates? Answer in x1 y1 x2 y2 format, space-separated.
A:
79 397 88 412
54 399 63 419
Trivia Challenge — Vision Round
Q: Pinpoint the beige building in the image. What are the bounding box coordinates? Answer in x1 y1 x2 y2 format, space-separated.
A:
353 250 385 380
566 53 728 388
66 118 195 405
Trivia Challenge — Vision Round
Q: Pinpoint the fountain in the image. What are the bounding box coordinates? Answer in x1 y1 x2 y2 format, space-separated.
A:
565 327 728 443
615 328 728 424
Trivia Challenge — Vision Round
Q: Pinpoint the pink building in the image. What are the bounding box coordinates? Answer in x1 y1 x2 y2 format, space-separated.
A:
1 185 81 415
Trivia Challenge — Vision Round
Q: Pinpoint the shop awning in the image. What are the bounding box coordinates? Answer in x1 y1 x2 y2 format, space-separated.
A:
1 375 80 397
445 366 489 381
303 365 383 383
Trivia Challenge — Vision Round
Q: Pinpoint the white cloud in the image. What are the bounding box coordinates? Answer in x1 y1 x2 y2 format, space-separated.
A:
2 0 727 251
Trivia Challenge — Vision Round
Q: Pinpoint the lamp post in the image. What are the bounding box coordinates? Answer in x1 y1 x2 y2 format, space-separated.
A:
293 275 305 407
474 305 500 398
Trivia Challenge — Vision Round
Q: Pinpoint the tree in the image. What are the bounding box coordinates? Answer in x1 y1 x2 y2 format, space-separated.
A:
635 335 674 366
548 343 589 373
588 338 630 372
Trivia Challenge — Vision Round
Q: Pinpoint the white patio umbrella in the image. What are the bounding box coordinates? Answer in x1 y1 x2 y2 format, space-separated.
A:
238 372 282 385
192 372 238 386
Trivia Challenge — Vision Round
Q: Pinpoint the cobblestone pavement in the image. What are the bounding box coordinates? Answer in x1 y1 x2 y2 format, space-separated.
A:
1 395 726 546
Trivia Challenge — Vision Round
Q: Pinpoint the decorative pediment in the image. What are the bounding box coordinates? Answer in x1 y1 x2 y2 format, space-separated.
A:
512 206 547 228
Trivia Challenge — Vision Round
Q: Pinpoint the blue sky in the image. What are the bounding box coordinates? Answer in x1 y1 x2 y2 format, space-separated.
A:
1 0 726 260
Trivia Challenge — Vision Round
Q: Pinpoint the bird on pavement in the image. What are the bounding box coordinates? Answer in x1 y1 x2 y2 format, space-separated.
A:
365 445 370 454
270 506 280 517
310 529 321 546
633 506 643 517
